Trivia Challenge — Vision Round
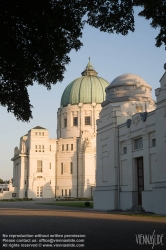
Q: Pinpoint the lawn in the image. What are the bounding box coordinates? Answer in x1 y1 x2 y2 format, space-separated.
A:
36 201 93 208
0 198 33 202
124 213 166 218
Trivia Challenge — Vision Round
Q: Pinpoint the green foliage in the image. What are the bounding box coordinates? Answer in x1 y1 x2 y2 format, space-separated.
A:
0 1 165 121
84 201 90 207
0 178 4 184
0 198 33 202
0 1 84 121
36 201 93 208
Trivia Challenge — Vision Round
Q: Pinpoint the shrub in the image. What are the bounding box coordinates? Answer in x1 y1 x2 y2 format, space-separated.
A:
84 201 90 207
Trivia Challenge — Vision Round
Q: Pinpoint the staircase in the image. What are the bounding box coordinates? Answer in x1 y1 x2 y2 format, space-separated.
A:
126 205 146 213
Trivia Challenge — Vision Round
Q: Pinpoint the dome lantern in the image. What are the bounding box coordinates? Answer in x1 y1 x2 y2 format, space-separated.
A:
81 58 98 76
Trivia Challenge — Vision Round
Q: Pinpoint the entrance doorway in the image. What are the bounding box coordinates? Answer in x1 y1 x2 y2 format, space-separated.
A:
37 186 43 198
137 157 144 205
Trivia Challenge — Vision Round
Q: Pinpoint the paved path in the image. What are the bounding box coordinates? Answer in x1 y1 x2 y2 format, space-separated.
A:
0 199 166 250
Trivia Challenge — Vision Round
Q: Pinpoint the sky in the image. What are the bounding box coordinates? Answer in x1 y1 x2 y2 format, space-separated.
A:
0 8 165 180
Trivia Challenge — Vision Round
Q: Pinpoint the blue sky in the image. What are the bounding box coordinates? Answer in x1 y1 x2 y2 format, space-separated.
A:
0 8 165 180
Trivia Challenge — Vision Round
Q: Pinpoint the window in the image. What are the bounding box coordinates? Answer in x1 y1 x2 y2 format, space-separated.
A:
25 180 26 185
85 116 90 125
37 160 42 172
70 162 73 174
62 189 63 196
123 147 127 154
64 118 67 127
73 117 78 126
62 145 64 151
39 132 41 136
42 132 44 136
134 138 143 150
50 145 51 151
35 145 37 152
50 180 51 184
50 163 51 169
65 189 67 196
69 189 71 196
39 145 41 152
42 145 44 152
152 139 156 147
66 144 68 151
71 144 73 150
61 163 63 174
35 132 37 136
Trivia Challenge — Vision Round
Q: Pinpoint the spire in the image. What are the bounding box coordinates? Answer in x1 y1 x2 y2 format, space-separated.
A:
81 58 98 76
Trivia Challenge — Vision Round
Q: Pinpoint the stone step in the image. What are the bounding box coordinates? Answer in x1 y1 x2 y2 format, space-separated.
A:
131 205 144 210
126 205 145 213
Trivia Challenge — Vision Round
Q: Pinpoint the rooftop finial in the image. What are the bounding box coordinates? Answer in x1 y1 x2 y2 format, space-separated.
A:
81 59 98 76
164 63 166 70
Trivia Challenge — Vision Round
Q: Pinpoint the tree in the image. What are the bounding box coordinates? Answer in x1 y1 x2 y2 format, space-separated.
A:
0 0 165 122
0 179 4 184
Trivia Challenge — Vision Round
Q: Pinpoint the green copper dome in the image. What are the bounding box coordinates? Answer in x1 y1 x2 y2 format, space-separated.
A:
61 60 109 107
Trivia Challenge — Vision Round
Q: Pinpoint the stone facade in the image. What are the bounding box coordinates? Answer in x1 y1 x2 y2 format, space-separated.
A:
94 71 166 215
11 61 107 199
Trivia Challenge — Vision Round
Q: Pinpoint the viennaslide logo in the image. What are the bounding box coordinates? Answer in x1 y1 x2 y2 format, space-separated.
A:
135 230 164 249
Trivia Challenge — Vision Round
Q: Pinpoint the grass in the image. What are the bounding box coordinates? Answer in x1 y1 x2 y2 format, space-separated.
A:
123 213 166 219
55 198 93 201
0 198 33 202
36 201 93 208
107 210 166 218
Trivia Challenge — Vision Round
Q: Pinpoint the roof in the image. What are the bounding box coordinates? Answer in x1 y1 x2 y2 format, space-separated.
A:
160 71 166 82
102 73 154 107
110 74 151 89
29 126 47 131
61 61 109 107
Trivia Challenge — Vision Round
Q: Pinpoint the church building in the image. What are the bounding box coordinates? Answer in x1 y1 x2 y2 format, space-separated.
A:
11 61 109 199
10 60 166 215
94 67 166 215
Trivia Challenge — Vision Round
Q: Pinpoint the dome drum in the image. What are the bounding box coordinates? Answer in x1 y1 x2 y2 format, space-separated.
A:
58 61 109 139
102 74 155 107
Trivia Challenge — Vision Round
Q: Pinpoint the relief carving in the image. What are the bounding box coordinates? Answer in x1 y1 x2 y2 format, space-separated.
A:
84 138 93 152
14 147 19 156
140 112 147 122
126 119 132 128
132 115 140 126
83 135 96 152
